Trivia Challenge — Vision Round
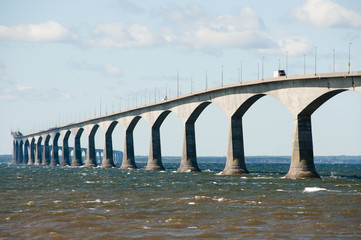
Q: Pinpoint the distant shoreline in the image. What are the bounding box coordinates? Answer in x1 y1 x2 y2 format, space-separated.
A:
1 155 360 164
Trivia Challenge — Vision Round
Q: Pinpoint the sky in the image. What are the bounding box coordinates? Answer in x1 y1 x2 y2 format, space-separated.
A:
0 0 361 157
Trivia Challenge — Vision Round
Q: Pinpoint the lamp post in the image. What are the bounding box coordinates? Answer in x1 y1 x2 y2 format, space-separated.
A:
314 47 317 75
348 43 352 73
332 49 335 73
221 65 224 87
240 61 243 83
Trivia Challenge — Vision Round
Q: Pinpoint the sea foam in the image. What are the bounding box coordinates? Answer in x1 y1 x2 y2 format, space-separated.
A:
303 187 327 193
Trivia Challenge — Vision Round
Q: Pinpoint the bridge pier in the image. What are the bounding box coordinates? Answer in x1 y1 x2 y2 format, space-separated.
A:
71 134 83 166
42 137 50 165
222 118 248 175
286 115 320 178
120 130 137 169
84 134 97 167
60 136 70 166
102 133 115 168
178 123 200 172
18 141 23 164
34 139 42 165
23 142 29 164
11 141 17 164
146 126 165 171
28 141 35 165
50 141 59 166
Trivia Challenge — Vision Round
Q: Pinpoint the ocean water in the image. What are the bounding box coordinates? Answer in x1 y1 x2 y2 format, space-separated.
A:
1 162 360 239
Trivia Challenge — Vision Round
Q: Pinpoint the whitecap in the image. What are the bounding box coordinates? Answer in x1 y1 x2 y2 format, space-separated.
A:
86 199 101 203
85 181 94 184
276 189 285 192
203 169 213 172
53 200 62 203
188 202 196 205
26 201 34 206
195 196 209 200
143 226 151 229
188 226 198 229
213 197 225 202
303 187 327 193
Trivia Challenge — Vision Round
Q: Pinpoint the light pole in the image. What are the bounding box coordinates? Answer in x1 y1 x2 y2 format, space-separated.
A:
240 61 243 83
262 56 264 80
348 42 352 73
205 70 208 90
177 71 179 97
314 47 317 75
286 51 288 75
303 54 306 74
221 65 224 87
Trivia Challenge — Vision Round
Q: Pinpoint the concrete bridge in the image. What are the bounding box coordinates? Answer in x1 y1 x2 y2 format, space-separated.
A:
11 71 361 178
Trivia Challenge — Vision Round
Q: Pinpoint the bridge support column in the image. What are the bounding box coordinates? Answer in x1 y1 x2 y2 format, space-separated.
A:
72 135 83 166
84 135 97 167
120 130 137 169
12 141 17 164
286 115 320 178
42 139 50 165
34 140 42 165
102 133 115 168
60 139 70 166
28 142 35 165
50 141 59 166
146 126 165 171
178 123 200 172
18 141 24 164
23 142 29 164
222 118 248 175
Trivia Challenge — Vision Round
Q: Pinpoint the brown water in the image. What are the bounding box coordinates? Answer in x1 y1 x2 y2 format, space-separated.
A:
1 162 360 239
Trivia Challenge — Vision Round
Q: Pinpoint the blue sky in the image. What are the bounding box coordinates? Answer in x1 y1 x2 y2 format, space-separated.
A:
0 0 360 157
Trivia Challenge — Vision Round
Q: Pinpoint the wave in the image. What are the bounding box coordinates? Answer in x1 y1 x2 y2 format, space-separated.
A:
302 187 327 193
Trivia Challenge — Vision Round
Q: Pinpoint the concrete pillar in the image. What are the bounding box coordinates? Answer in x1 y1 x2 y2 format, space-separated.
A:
84 135 97 167
28 141 35 165
72 135 83 166
222 118 248 175
50 138 59 166
146 126 165 170
11 141 16 164
18 141 24 164
42 137 50 165
102 133 115 168
23 142 29 164
286 115 320 178
120 130 137 169
34 138 42 165
178 123 200 172
60 137 70 166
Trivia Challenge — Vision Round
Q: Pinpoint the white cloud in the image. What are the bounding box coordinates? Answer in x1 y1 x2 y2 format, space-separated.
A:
68 60 123 77
0 21 76 42
104 64 122 77
259 36 312 56
293 0 361 28
162 6 274 53
86 23 154 48
0 84 71 101
0 64 12 83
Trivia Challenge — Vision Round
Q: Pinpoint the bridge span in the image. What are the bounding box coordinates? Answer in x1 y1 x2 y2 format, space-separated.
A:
11 71 361 178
